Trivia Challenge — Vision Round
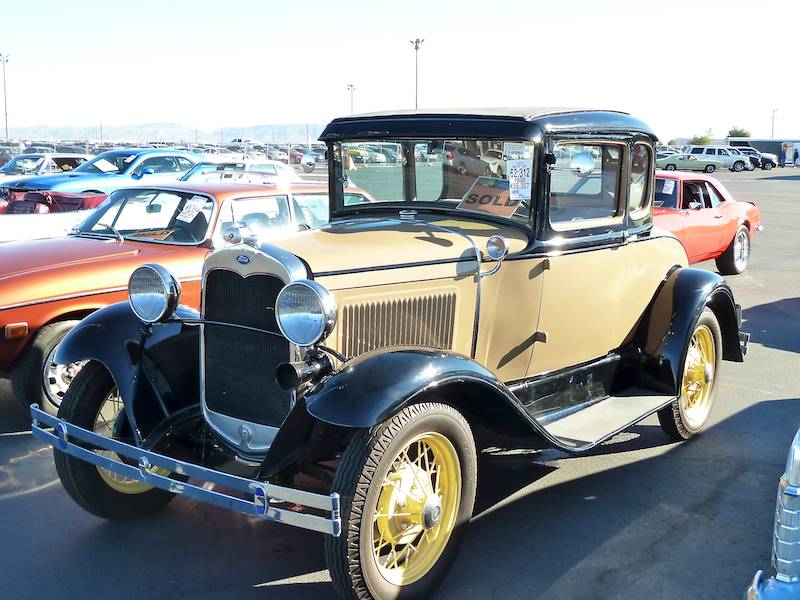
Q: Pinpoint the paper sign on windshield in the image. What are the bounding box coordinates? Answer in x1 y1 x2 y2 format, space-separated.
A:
457 177 519 217
507 160 532 201
176 197 206 223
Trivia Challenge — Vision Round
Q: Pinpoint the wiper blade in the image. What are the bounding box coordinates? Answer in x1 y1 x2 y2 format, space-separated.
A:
96 223 124 243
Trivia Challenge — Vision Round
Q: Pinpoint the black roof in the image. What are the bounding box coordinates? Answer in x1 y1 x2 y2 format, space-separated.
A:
320 107 656 142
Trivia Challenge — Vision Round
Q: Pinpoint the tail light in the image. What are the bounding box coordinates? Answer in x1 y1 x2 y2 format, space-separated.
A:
445 152 454 160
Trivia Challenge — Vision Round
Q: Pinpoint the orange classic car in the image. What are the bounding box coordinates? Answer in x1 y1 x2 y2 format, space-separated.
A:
652 170 762 274
0 181 340 415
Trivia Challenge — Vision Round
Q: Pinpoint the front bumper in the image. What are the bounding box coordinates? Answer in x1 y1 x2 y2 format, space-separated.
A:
31 404 341 536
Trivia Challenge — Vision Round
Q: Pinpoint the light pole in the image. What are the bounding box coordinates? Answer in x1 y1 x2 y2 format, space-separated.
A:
347 83 355 115
771 108 778 138
0 53 9 140
410 38 424 109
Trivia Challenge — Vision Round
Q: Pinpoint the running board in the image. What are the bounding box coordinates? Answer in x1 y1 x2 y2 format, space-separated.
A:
537 390 674 450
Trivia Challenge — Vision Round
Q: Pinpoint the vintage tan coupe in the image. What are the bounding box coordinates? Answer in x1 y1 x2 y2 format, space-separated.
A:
32 108 749 600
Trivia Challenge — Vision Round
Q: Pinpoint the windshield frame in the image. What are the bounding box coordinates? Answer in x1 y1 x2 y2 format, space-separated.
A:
328 137 539 229
72 187 216 246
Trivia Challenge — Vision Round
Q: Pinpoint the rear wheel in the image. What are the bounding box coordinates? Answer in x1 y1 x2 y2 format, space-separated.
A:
732 161 745 172
11 320 82 416
704 164 716 173
763 161 774 170
658 308 722 440
326 402 477 600
53 361 175 519
716 225 750 274
665 164 676 171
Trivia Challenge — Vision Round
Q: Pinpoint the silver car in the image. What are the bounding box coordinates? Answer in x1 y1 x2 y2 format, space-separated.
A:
684 145 752 172
745 428 800 599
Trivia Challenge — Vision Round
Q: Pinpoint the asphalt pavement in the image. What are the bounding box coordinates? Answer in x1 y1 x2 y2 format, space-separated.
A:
0 167 798 599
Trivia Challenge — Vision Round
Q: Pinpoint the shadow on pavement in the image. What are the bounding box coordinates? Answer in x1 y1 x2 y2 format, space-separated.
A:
0 379 29 434
759 173 800 182
742 297 800 354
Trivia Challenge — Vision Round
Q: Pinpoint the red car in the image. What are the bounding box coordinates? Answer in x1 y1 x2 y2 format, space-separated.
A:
0 190 106 214
653 170 761 274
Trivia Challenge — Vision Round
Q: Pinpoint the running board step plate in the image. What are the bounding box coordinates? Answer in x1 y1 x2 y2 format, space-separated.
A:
540 390 674 449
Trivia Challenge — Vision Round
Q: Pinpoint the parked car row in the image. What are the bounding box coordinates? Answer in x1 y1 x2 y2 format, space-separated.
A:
656 144 777 172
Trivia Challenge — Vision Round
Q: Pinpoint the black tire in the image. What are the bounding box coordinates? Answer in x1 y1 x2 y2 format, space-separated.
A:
457 162 467 175
763 161 774 170
658 308 722 441
732 161 745 172
53 361 175 520
11 320 79 415
326 402 477 600
497 167 505 178
704 164 716 173
715 225 750 275
301 163 314 173
665 164 676 171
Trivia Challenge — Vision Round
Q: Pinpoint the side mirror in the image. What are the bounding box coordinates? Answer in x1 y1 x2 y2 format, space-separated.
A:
688 201 703 210
141 167 155 176
486 235 509 261
569 151 595 177
296 223 311 232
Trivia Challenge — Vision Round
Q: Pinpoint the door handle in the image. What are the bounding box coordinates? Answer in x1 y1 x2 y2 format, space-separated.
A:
713 215 722 219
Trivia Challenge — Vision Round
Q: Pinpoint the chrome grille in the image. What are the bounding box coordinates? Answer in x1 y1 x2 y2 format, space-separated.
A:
341 293 456 357
773 476 800 582
202 269 291 427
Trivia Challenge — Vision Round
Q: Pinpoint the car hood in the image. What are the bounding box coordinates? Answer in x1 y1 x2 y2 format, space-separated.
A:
274 216 529 284
0 235 195 308
4 171 106 191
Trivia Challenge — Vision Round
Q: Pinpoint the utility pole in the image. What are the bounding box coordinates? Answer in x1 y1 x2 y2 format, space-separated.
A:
347 83 355 115
0 53 9 140
771 108 778 138
410 38 424 109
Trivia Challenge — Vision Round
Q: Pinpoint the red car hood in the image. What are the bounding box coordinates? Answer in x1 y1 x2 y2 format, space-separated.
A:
0 235 204 307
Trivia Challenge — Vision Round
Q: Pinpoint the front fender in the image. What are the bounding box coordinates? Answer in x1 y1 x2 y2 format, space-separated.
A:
638 267 743 395
303 347 553 447
56 302 200 437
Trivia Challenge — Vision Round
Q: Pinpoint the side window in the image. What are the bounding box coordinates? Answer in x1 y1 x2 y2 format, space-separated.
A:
175 157 194 171
139 156 177 173
628 143 652 212
690 147 703 154
549 142 622 229
718 149 729 156
293 193 330 227
705 148 716 155
228 195 292 235
704 182 723 208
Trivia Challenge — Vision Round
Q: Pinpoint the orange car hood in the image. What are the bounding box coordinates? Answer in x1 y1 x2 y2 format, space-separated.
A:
0 235 200 307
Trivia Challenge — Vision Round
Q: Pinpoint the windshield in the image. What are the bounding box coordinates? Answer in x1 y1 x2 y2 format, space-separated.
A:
75 188 214 243
74 151 140 174
333 139 536 223
0 155 45 175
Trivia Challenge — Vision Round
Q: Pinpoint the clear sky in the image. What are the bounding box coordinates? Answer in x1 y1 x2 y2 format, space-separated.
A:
1 0 798 141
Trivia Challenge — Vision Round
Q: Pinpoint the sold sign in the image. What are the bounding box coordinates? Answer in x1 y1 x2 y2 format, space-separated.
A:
457 177 520 217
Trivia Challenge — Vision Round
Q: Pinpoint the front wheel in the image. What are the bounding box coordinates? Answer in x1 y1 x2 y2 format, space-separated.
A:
763 161 774 170
326 402 477 600
53 361 175 519
665 164 676 171
704 164 716 173
658 308 722 440
732 161 745 172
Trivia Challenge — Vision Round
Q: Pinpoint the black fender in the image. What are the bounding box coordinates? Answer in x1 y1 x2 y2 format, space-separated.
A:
55 301 200 438
303 347 552 445
637 267 743 396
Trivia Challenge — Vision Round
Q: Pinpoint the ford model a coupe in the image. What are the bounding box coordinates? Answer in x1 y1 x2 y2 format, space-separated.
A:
33 109 749 600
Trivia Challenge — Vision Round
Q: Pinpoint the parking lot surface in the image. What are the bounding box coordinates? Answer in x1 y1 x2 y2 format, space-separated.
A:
1 168 798 599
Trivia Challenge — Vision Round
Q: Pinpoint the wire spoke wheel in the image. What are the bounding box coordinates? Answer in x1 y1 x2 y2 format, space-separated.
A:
371 432 461 586
679 324 715 431
93 389 168 494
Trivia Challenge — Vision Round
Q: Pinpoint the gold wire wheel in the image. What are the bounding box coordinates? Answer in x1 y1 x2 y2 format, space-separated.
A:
680 324 716 431
371 431 461 586
93 390 168 494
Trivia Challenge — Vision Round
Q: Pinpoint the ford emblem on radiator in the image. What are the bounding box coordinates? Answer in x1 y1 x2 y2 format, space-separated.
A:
236 254 251 265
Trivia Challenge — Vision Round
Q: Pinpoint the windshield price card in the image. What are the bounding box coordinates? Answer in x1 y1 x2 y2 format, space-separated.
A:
508 160 532 201
458 177 519 217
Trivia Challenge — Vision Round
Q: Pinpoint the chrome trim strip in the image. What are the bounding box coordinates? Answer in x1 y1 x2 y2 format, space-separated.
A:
30 404 340 536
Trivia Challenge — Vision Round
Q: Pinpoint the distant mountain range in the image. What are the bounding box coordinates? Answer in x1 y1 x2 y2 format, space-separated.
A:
6 122 327 144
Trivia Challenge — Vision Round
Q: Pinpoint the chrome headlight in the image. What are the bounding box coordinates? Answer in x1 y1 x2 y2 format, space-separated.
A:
275 280 336 346
128 264 181 323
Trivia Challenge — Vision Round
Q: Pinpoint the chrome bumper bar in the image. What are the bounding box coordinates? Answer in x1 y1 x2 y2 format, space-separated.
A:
30 404 341 536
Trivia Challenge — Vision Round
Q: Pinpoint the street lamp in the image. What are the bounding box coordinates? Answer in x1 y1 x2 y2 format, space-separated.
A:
771 108 778 138
0 53 9 141
347 83 355 115
410 38 424 109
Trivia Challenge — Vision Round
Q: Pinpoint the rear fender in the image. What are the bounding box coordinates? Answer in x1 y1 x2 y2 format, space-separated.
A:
56 302 200 439
637 267 743 395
